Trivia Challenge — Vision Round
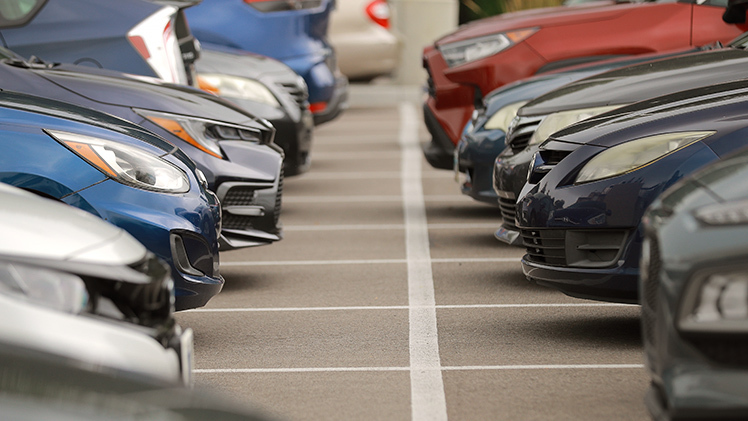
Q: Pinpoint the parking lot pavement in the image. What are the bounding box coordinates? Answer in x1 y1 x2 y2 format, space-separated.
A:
176 90 649 421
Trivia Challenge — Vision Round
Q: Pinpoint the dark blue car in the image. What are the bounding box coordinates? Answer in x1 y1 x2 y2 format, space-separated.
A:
0 46 284 250
0 90 223 310
185 0 348 125
0 0 198 85
517 79 748 303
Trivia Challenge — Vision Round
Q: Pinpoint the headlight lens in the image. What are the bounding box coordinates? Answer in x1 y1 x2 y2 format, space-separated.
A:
679 269 748 334
439 28 537 67
135 109 264 159
0 261 89 314
575 131 715 184
47 129 190 193
198 74 280 108
529 106 622 146
695 198 748 226
484 101 527 132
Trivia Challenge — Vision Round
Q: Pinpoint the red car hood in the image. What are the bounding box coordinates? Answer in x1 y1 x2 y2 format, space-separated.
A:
436 1 633 45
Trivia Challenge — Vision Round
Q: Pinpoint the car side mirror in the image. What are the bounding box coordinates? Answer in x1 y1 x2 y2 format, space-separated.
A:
724 0 748 24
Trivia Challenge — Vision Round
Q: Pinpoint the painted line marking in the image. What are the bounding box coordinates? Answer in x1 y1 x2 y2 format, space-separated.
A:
311 151 401 160
194 364 644 374
283 223 500 231
296 171 453 180
284 195 471 204
400 102 448 421
219 257 522 267
184 303 633 313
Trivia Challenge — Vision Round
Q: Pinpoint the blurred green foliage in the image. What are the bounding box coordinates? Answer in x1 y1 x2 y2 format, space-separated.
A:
459 0 565 24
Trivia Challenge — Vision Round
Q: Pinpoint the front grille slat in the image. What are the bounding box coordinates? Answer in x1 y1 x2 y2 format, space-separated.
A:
522 228 628 268
506 115 544 152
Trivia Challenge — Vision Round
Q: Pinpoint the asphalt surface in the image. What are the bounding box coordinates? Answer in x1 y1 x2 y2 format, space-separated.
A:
176 90 649 421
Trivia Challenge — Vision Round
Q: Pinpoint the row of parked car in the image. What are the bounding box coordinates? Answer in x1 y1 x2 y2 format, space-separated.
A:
423 0 748 418
0 0 400 416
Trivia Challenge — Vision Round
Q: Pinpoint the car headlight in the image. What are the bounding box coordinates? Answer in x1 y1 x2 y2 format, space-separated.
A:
135 109 265 159
47 129 190 193
439 28 537 67
198 74 280 108
679 268 748 334
484 101 527 132
694 198 748 226
0 261 88 314
529 106 622 146
575 131 715 184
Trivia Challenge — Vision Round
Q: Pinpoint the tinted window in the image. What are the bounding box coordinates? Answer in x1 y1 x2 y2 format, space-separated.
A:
0 0 46 27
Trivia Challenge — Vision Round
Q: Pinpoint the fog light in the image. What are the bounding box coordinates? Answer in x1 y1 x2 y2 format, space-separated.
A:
679 269 748 334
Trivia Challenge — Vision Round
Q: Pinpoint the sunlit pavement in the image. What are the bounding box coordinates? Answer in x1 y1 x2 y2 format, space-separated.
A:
176 85 648 421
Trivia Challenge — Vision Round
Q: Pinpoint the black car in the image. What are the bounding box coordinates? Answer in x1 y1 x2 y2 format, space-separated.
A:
197 44 315 176
642 146 748 420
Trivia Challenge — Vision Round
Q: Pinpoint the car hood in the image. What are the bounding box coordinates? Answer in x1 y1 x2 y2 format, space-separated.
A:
0 88 182 157
33 64 268 130
549 79 748 148
197 44 297 80
0 183 147 266
521 48 748 116
436 1 623 45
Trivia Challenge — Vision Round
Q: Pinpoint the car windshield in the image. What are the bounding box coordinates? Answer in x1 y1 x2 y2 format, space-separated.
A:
0 0 45 28
729 32 748 49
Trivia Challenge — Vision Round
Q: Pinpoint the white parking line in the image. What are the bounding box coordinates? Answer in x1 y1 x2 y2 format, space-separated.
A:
297 171 453 180
194 364 644 374
220 257 521 266
400 102 448 421
283 223 500 231
284 195 471 203
311 151 401 160
184 303 631 313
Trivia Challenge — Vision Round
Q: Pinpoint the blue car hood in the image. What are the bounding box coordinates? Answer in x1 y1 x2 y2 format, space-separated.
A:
0 89 180 156
549 79 748 149
33 64 268 130
520 47 748 117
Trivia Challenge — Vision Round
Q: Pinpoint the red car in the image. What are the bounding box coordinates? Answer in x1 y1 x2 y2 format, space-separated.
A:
422 0 747 169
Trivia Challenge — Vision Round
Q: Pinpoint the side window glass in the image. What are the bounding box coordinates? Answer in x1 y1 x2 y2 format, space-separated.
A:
0 0 46 27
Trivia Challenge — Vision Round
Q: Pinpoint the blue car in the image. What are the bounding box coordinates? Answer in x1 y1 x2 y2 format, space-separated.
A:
0 46 284 250
0 0 198 85
0 90 222 310
517 79 748 303
642 146 748 420
185 0 348 125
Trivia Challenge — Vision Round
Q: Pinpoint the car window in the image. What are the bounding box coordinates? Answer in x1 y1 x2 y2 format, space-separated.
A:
675 0 729 5
0 0 46 28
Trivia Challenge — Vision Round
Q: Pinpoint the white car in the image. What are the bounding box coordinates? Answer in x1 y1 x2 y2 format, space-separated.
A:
0 183 193 385
329 0 401 81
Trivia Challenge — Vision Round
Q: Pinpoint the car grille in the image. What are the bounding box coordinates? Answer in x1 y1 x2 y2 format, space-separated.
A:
522 229 566 266
277 82 308 110
690 339 748 367
222 186 257 207
522 228 628 268
424 59 435 98
247 0 323 12
527 148 573 184
498 197 518 231
223 213 253 231
274 167 284 226
506 115 544 152
640 234 661 353
539 149 572 166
